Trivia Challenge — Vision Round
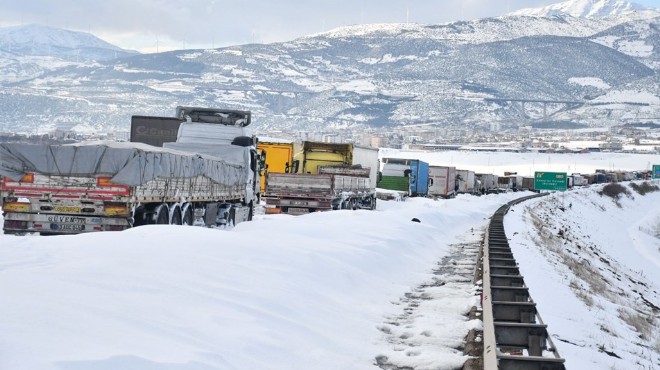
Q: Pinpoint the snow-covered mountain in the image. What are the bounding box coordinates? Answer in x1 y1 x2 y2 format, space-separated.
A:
0 24 139 61
0 24 139 85
0 13 658 134
510 0 656 18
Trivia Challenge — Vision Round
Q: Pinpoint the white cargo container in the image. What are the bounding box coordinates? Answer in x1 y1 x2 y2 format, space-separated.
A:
352 146 379 190
476 173 497 193
456 170 476 194
428 165 456 198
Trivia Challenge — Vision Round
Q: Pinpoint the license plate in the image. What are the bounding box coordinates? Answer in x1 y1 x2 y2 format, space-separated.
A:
47 215 86 224
54 206 81 213
288 207 309 215
51 223 85 231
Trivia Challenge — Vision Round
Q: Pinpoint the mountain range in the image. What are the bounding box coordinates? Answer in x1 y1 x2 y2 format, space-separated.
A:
0 0 659 134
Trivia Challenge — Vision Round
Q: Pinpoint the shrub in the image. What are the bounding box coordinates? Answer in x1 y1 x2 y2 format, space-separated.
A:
618 308 654 340
599 183 630 200
629 181 660 195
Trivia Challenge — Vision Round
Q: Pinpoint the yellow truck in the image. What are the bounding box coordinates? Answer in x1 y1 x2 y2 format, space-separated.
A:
257 139 294 194
263 141 379 215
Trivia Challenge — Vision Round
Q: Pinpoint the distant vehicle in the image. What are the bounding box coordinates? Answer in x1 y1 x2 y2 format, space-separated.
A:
456 169 476 194
476 173 498 194
521 176 535 191
378 158 429 197
428 166 456 199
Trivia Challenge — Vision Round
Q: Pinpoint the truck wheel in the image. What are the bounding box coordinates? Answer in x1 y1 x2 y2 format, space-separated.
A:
132 206 146 227
228 207 236 227
152 203 169 225
171 206 182 225
182 203 194 226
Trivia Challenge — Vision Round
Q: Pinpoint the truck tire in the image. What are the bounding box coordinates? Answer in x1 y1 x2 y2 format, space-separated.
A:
231 136 253 147
170 205 182 225
132 206 146 227
148 203 169 225
182 203 194 226
247 201 254 221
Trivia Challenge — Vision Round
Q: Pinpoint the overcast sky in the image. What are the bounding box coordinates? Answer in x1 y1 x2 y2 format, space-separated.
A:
1 0 658 53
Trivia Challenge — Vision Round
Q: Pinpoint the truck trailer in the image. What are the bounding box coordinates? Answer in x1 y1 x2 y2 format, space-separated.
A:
428 165 456 199
378 158 429 197
476 173 498 194
0 107 260 235
456 169 476 194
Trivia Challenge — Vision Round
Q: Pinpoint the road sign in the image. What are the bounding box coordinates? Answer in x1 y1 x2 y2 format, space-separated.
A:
534 172 567 191
653 165 660 179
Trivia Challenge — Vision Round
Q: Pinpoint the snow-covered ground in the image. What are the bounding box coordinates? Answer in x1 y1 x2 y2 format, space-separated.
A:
0 192 528 370
381 149 657 177
1 178 659 369
506 183 660 369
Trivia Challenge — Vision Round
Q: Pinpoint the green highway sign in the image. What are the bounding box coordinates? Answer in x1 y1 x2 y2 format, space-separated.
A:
653 165 660 179
534 172 567 191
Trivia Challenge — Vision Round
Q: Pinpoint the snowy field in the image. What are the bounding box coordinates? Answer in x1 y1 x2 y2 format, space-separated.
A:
0 151 659 370
0 192 530 370
381 149 658 177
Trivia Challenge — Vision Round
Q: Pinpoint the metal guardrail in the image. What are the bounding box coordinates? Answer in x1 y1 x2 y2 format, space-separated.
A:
482 194 567 370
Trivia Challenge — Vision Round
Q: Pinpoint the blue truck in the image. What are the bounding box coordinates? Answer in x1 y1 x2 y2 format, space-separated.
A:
378 158 429 197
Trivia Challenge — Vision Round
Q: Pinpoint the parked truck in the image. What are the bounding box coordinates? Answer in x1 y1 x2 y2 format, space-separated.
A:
521 176 535 191
456 169 476 194
378 158 429 197
428 165 456 199
476 173 498 194
0 107 260 235
571 173 588 186
257 139 294 194
263 142 378 214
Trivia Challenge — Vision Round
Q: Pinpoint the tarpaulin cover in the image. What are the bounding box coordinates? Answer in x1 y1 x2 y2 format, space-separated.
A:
0 141 249 187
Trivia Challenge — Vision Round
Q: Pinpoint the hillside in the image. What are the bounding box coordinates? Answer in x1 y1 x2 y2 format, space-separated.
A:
0 3 659 133
506 182 660 368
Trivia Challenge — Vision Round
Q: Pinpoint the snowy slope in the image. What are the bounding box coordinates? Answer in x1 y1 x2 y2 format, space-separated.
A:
506 183 660 369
